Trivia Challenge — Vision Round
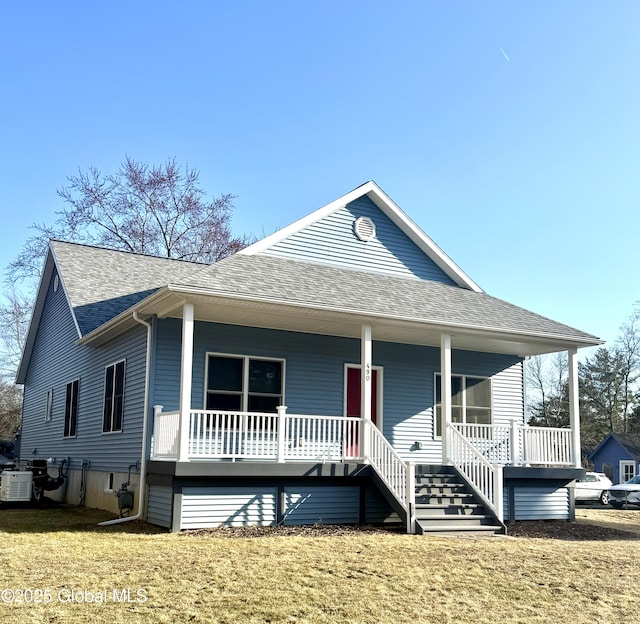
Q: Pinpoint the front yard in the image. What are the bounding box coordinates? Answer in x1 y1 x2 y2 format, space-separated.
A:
1 505 638 624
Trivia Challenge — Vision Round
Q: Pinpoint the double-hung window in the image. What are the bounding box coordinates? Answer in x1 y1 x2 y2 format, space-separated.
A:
103 360 126 433
435 374 491 436
64 380 79 438
206 354 284 413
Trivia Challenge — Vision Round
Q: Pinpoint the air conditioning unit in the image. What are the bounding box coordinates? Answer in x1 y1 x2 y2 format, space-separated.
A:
0 470 33 502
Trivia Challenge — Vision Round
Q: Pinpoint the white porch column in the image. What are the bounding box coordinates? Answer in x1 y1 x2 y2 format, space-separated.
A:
441 334 452 464
568 348 582 469
361 324 372 460
178 303 194 462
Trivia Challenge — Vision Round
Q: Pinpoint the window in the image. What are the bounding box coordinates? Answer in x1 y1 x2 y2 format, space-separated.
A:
434 374 492 436
620 461 636 482
206 354 284 413
44 389 53 422
103 360 126 433
64 380 79 438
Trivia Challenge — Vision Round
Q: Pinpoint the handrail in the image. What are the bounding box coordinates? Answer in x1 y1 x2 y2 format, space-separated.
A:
452 422 574 467
448 423 504 523
365 420 415 534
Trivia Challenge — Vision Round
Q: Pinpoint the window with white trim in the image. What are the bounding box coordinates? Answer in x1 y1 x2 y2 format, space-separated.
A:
620 461 636 482
434 374 492 436
64 380 79 438
206 354 284 412
103 360 125 433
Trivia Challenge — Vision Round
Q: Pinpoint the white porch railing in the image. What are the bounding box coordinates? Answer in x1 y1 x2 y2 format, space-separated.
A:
452 421 574 467
365 420 415 534
151 410 181 460
151 406 364 463
448 424 504 523
521 426 574 466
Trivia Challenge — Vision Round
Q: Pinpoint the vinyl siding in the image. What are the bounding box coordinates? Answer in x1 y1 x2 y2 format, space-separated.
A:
282 485 360 525
507 486 570 520
365 484 401 524
154 320 523 461
180 487 277 529
20 269 148 473
147 485 173 528
264 197 457 285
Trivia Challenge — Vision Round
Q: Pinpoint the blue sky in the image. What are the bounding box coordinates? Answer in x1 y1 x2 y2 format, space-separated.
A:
1 1 638 353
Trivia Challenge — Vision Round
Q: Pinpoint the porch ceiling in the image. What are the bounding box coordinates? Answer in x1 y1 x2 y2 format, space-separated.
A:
137 290 592 357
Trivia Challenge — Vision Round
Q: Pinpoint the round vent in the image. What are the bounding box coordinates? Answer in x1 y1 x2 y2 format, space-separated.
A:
354 216 376 242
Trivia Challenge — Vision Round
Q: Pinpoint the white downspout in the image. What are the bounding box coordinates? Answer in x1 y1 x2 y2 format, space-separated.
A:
99 311 152 526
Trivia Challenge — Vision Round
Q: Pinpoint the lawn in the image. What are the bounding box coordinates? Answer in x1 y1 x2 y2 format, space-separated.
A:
1 505 639 624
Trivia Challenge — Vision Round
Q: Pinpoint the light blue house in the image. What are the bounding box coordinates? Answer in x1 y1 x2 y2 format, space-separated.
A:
17 182 602 533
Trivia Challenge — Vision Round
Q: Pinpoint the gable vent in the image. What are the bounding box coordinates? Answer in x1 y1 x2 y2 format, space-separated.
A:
354 216 376 242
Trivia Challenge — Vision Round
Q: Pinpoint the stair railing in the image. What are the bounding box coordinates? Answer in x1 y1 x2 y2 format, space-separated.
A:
447 423 504 523
365 420 416 533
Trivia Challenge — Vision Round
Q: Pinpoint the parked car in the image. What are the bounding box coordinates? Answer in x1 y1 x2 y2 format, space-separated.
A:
608 475 640 508
574 472 613 505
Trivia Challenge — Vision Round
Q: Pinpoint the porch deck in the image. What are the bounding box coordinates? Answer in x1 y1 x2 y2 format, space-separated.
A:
150 407 579 532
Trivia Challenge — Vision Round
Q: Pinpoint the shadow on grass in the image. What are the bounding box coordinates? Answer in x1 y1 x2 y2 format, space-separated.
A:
0 498 167 535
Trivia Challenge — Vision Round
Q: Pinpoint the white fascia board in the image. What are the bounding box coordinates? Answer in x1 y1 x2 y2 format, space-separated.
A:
238 182 379 256
364 185 483 293
238 181 482 293
78 282 603 351
16 244 82 384
159 284 603 349
48 242 83 339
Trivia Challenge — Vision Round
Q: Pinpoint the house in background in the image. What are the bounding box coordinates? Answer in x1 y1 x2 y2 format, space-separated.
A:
16 181 602 533
589 433 640 484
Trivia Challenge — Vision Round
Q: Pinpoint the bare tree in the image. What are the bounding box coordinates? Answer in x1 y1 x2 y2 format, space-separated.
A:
7 156 251 284
526 352 568 426
0 287 32 383
2 157 251 440
0 381 21 440
617 308 640 433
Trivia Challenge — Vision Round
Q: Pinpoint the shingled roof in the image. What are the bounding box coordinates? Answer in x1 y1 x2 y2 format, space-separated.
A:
50 240 214 335
49 240 599 345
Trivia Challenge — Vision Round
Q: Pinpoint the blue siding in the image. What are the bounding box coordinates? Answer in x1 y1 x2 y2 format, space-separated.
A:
180 487 277 528
147 485 173 528
264 197 457 285
511 486 570 520
20 269 148 473
154 319 522 460
365 484 401 524
283 486 360 525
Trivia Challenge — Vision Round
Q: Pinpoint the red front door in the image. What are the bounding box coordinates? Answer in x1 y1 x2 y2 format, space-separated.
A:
345 367 379 457
346 367 378 425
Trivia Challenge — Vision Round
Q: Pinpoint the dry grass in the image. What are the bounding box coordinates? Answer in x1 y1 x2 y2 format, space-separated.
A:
575 506 640 535
1 504 639 624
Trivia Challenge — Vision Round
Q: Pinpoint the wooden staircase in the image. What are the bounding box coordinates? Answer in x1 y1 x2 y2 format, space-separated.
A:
413 464 505 535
